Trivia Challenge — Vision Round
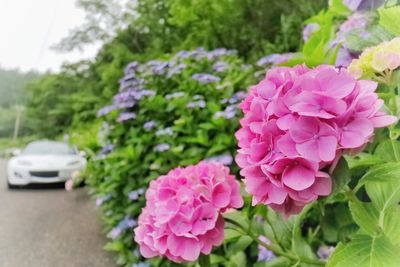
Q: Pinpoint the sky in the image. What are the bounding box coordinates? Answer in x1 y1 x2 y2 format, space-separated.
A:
0 0 99 72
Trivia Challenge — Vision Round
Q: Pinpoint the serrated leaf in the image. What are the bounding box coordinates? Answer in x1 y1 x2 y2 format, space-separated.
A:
379 6 400 36
344 153 384 170
349 201 379 235
227 235 253 256
358 162 400 186
327 234 400 267
375 139 400 162
382 205 400 246
365 178 400 210
227 251 247 267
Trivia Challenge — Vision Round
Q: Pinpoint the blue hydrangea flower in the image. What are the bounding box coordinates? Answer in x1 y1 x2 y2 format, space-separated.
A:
317 246 335 260
187 100 206 108
205 153 233 165
97 105 117 117
132 263 150 267
257 53 294 67
117 112 136 123
154 143 171 152
143 120 157 130
257 236 276 262
213 61 229 72
155 127 173 136
192 73 221 84
165 92 185 100
95 194 112 206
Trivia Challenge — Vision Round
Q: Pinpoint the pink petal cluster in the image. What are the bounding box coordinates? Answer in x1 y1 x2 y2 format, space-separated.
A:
134 162 243 263
236 65 397 215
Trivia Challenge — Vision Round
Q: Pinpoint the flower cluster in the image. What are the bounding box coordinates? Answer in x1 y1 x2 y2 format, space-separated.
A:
134 162 243 263
349 37 400 79
236 65 396 215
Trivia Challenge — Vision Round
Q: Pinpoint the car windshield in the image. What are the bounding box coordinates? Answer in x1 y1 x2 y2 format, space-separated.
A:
22 141 77 155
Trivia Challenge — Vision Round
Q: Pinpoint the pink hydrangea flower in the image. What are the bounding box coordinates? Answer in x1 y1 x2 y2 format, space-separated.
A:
236 65 397 216
134 162 243 263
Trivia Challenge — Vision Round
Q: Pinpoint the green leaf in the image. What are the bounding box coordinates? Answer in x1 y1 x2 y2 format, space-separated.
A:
344 153 384 170
349 201 379 235
331 157 351 195
227 251 247 267
379 6 400 36
224 210 250 230
210 254 226 265
381 205 400 246
375 139 400 162
365 177 400 210
224 228 242 242
227 235 253 256
327 234 400 267
291 206 317 261
253 257 291 267
358 162 400 186
266 209 295 248
199 254 210 267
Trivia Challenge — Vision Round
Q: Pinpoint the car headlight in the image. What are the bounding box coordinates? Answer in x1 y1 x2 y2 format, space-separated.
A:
17 160 32 166
67 160 81 166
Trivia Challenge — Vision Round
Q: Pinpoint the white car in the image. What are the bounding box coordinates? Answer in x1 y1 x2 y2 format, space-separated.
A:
7 140 87 188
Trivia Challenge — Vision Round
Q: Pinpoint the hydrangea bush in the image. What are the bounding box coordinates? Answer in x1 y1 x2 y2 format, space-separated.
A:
85 48 256 266
84 2 400 267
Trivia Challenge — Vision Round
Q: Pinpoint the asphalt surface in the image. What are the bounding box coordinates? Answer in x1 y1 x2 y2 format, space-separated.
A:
0 159 116 267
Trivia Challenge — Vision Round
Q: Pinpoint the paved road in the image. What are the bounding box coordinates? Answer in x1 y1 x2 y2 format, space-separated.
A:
0 160 115 267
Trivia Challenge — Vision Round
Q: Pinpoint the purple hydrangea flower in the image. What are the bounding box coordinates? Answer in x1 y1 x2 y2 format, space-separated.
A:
128 188 146 200
108 216 137 240
257 236 276 262
124 61 140 75
154 143 171 152
97 105 117 117
257 53 294 67
213 61 229 72
205 153 233 165
167 63 186 77
143 120 157 130
303 23 320 42
192 73 221 84
214 105 238 119
343 0 384 11
132 263 150 267
155 127 173 136
317 246 335 260
109 228 122 239
117 112 136 122
175 50 192 59
96 194 112 206
101 144 114 155
335 47 357 67
338 13 369 40
187 100 206 108
207 48 236 60
165 92 185 100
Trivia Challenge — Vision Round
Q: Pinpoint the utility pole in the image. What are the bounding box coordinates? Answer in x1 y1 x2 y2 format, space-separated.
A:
13 106 24 142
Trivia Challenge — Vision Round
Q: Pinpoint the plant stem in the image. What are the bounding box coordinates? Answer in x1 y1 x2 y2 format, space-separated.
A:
224 218 325 266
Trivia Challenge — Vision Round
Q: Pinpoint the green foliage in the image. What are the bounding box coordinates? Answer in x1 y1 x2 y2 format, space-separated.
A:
285 0 349 67
378 5 400 36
